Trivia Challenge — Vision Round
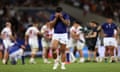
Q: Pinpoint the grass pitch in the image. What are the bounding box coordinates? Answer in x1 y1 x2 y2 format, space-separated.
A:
0 58 120 72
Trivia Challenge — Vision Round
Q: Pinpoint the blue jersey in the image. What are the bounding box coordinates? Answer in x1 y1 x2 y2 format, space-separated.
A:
102 23 117 37
8 43 21 54
50 12 70 33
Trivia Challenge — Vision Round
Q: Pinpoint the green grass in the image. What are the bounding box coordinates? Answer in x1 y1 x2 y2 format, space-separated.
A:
0 58 120 72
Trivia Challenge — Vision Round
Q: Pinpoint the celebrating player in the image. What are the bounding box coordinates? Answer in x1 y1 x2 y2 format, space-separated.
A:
69 21 85 63
101 17 119 62
41 22 53 64
1 21 15 64
85 21 99 62
50 7 70 70
25 22 41 64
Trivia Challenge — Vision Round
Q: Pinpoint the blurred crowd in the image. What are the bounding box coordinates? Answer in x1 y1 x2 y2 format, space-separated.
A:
64 0 120 22
0 0 60 39
0 0 59 7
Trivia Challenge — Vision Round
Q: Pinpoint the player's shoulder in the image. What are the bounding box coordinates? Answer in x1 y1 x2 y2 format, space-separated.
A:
78 26 83 29
42 25 47 29
70 26 75 30
2 27 10 32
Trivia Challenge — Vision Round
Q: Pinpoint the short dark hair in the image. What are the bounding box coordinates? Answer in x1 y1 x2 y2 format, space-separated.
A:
56 7 63 13
90 21 99 25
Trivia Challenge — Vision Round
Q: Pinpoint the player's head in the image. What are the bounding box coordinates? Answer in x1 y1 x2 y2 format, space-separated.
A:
89 21 99 28
73 21 80 27
33 20 39 27
106 17 113 24
5 21 12 28
55 7 63 13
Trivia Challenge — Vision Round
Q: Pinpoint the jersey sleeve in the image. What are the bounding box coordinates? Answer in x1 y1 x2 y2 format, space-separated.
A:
114 24 117 30
50 14 55 21
35 28 39 34
1 28 5 35
25 28 30 35
70 27 74 32
41 26 46 34
64 14 70 20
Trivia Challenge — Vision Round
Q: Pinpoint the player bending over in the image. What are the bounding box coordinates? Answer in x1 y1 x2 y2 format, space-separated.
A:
41 22 53 64
8 43 25 65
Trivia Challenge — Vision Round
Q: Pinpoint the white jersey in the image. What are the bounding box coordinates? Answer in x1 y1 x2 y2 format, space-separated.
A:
70 26 84 42
1 27 14 49
41 25 53 39
25 26 39 48
1 27 12 40
25 26 39 40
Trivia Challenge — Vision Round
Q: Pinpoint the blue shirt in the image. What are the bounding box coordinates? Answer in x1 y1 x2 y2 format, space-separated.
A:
102 23 117 37
8 43 21 54
50 12 70 33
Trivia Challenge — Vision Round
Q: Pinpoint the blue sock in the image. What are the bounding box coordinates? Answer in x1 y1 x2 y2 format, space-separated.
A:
21 56 25 64
66 52 70 62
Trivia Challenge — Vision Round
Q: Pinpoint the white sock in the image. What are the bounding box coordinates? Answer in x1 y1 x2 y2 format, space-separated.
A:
44 58 48 62
61 62 65 67
70 52 76 60
30 58 34 62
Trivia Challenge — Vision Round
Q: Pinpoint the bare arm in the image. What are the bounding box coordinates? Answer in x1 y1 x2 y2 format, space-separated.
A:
87 32 97 38
59 13 70 26
49 13 59 27
25 35 28 45
59 16 70 26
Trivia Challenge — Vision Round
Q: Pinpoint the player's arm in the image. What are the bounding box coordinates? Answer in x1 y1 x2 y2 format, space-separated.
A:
114 26 119 39
10 35 16 42
86 31 97 38
25 34 28 46
70 29 79 40
59 13 70 26
49 13 59 27
25 29 29 45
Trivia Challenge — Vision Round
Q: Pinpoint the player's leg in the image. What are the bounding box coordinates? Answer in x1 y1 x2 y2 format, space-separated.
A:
87 46 92 62
43 48 51 64
2 40 9 64
42 39 51 64
115 48 118 62
0 50 2 60
30 48 38 64
92 47 97 62
77 42 85 63
59 43 66 70
92 42 97 62
104 38 110 62
29 39 39 64
0 44 3 60
18 49 25 64
109 38 116 63
65 47 70 64
51 39 59 70
109 46 115 62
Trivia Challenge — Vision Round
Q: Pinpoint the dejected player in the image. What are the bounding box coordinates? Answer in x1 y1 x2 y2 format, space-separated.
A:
49 7 70 70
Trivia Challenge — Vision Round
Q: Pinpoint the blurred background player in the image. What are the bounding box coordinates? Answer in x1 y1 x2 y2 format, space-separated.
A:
0 39 3 60
101 17 119 63
25 22 41 64
41 22 53 64
8 43 25 65
113 29 119 62
1 21 15 64
95 25 102 62
85 21 99 62
69 21 85 63
50 7 70 70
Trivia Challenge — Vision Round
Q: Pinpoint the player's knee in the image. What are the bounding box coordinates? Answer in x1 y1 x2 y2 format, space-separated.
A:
60 48 66 54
